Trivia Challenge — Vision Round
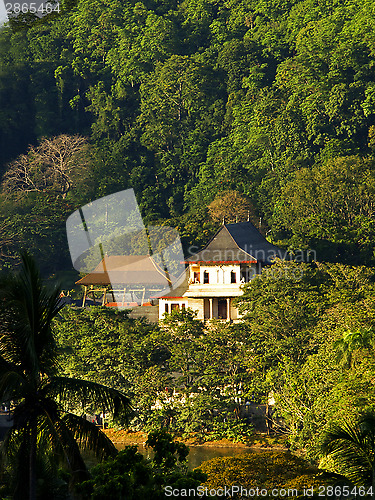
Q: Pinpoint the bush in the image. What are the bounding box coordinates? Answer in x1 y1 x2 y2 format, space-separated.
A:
198 452 330 498
208 420 253 442
77 430 206 499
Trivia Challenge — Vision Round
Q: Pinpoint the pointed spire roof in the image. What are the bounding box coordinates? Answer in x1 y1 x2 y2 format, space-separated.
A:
185 222 283 264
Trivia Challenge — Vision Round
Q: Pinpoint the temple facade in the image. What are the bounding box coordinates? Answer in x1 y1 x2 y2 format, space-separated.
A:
158 222 283 321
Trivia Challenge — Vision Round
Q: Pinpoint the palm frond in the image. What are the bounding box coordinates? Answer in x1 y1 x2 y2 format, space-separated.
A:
0 354 20 378
0 426 23 465
0 369 27 402
334 329 375 368
37 412 90 485
322 421 365 453
0 306 26 367
322 418 375 486
42 376 132 419
62 412 118 460
0 426 37 499
17 252 63 376
0 252 63 379
0 254 130 496
359 412 375 434
333 338 352 367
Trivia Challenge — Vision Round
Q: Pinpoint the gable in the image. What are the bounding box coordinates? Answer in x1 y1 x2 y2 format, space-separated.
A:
186 222 283 264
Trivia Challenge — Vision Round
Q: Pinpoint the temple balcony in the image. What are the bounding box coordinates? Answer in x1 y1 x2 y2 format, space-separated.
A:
184 283 243 298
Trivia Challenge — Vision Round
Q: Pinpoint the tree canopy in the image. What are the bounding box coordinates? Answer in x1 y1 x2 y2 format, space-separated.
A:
2 0 375 268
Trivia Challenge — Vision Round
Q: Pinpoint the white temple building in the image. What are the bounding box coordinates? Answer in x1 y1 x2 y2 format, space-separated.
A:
158 221 283 321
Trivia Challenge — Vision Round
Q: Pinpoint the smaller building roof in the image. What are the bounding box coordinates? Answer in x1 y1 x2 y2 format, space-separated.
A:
186 222 283 264
152 270 189 299
76 255 173 287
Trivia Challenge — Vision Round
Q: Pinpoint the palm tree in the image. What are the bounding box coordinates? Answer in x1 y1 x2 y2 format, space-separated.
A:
0 253 131 499
321 411 375 489
334 328 375 368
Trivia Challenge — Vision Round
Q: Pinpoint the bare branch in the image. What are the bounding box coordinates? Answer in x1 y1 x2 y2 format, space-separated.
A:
2 135 91 199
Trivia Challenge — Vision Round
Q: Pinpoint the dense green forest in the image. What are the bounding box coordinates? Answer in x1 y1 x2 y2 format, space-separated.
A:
1 0 375 273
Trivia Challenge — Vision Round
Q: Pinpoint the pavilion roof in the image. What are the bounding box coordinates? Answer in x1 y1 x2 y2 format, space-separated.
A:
76 255 174 287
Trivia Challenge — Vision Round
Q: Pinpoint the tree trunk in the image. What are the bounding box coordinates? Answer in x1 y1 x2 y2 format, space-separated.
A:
29 425 37 500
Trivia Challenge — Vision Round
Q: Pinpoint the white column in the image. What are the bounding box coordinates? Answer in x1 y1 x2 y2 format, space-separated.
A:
209 298 213 319
227 298 231 321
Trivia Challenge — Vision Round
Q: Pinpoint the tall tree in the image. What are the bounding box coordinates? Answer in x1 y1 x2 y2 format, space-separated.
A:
208 190 257 225
0 253 131 499
2 134 93 200
273 156 375 264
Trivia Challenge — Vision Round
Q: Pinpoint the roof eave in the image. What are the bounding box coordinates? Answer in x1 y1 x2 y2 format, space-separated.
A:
184 260 257 264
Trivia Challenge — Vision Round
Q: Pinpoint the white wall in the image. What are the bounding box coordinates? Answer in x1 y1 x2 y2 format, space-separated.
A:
190 264 240 284
159 298 188 320
190 263 259 285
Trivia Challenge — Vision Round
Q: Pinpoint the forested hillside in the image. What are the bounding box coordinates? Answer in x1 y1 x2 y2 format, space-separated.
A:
1 0 375 272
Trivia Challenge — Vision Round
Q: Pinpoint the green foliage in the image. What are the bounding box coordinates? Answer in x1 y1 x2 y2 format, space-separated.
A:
209 420 252 443
55 307 255 441
199 452 329 496
274 156 375 263
52 259 375 460
236 260 375 456
0 254 131 498
77 430 206 499
145 429 189 468
236 260 324 368
3 0 375 484
2 0 375 265
321 411 375 488
0 193 77 274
